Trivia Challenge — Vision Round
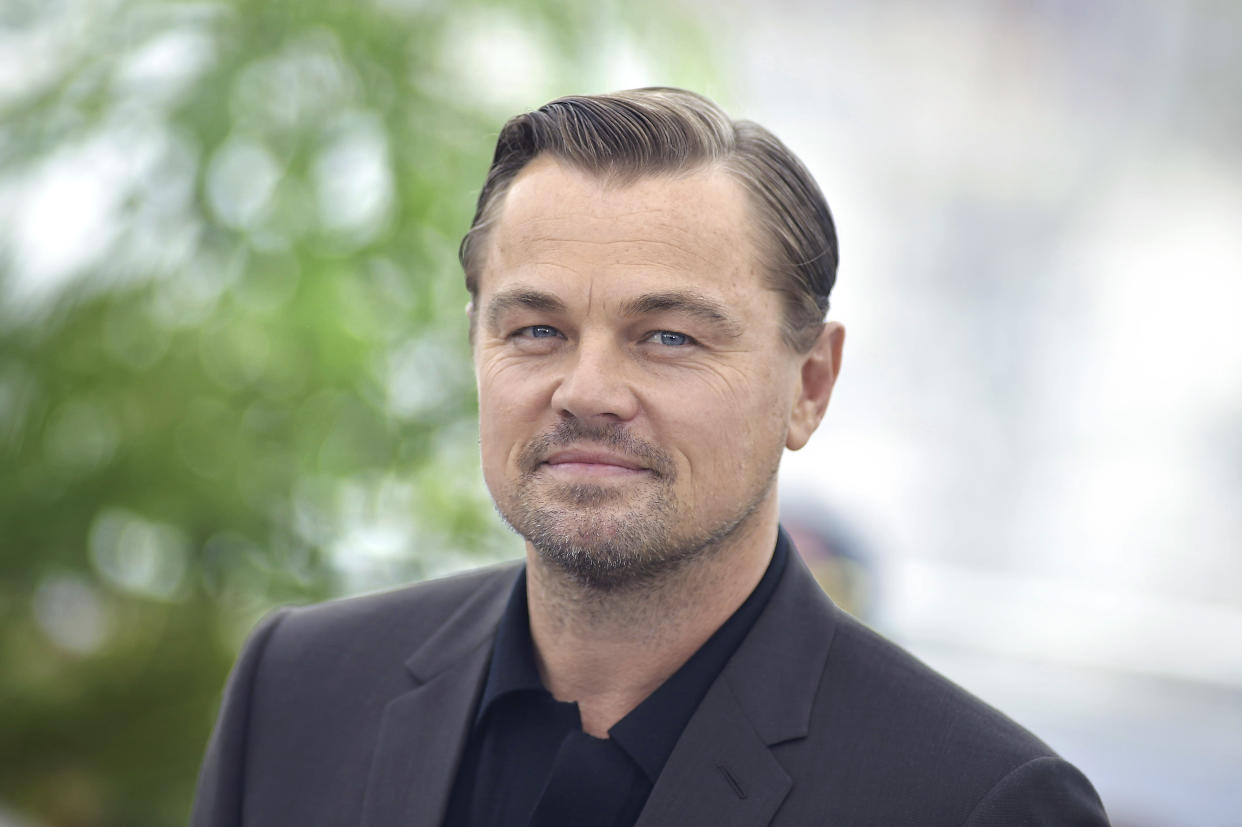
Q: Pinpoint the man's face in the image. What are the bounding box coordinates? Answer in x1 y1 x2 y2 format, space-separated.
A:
472 156 826 587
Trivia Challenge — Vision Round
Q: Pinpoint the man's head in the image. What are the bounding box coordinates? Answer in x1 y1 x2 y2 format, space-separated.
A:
460 87 838 353
464 89 844 589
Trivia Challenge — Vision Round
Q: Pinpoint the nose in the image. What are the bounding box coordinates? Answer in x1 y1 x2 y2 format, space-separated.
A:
549 336 639 422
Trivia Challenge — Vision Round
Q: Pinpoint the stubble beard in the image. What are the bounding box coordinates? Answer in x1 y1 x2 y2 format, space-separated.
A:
494 419 777 592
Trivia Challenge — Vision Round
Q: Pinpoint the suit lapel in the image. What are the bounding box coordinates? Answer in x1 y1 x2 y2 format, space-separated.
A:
359 562 521 827
636 677 791 827
639 542 840 827
359 641 491 826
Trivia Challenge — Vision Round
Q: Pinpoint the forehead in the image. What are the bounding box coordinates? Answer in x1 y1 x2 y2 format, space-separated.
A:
479 157 764 302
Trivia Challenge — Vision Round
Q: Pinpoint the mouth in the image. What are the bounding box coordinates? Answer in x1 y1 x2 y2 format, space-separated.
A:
539 448 652 478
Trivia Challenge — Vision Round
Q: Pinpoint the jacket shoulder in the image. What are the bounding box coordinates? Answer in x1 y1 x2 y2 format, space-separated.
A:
828 610 1056 757
191 561 521 827
262 560 522 668
275 561 520 634
784 608 1108 823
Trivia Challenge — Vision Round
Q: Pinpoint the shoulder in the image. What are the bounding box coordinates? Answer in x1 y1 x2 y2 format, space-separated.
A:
825 610 1051 758
790 608 1108 823
270 560 521 639
250 560 522 677
192 561 521 825
963 754 1107 826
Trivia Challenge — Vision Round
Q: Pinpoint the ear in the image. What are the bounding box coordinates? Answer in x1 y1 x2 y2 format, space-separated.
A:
786 321 845 451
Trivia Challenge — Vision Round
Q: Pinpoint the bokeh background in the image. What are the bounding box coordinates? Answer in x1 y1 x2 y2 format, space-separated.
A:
1 0 1239 824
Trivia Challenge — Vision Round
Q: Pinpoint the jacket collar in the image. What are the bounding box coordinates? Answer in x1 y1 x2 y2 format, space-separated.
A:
360 561 521 827
721 539 839 746
636 536 840 826
403 561 522 682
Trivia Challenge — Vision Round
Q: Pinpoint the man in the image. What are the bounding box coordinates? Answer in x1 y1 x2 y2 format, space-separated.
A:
193 88 1109 825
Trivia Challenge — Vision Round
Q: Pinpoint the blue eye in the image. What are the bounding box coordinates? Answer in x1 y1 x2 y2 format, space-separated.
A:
651 331 692 346
523 325 560 338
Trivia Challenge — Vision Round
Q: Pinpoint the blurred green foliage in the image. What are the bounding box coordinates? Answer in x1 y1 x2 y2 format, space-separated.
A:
0 0 719 823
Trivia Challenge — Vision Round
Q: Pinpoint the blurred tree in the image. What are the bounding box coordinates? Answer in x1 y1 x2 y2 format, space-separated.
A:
0 0 719 823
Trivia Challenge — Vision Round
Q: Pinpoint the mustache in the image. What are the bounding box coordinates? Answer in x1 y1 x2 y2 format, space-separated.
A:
518 419 675 478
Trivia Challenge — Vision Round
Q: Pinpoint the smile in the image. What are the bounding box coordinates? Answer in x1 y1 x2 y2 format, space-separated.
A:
540 449 651 478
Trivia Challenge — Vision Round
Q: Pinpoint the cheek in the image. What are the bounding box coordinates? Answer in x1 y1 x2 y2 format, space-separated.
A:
673 363 793 431
478 399 525 448
681 387 792 476
477 352 557 410
477 419 522 504
476 374 549 478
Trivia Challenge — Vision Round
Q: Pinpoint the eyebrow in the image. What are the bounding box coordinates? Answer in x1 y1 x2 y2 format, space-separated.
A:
621 291 744 339
483 286 745 339
484 288 568 332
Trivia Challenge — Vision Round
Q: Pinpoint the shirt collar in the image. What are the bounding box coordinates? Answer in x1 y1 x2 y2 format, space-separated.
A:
474 528 792 779
475 567 543 723
609 530 789 780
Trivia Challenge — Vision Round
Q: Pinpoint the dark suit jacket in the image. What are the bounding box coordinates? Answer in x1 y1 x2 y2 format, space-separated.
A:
192 550 1109 826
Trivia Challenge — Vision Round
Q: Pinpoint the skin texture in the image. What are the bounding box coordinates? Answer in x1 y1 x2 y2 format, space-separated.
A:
471 156 844 734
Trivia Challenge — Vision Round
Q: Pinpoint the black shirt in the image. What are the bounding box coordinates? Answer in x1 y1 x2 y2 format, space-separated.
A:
443 532 790 827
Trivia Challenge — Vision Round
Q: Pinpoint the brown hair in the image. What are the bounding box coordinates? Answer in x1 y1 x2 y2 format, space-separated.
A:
459 87 838 352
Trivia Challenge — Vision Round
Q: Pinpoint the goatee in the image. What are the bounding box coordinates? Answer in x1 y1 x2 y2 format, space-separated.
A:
496 419 769 591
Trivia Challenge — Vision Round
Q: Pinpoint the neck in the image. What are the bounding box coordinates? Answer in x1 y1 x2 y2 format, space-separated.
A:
524 510 778 737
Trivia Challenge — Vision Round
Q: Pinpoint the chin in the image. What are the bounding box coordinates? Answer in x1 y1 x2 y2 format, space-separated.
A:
533 523 699 591
507 501 767 595
497 487 686 590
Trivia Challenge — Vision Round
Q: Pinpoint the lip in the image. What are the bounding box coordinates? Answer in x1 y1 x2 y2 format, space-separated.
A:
541 449 649 475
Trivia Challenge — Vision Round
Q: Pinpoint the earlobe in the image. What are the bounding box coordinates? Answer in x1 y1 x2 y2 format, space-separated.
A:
786 322 845 451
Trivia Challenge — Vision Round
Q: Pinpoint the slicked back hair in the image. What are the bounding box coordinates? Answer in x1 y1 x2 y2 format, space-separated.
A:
459 87 838 352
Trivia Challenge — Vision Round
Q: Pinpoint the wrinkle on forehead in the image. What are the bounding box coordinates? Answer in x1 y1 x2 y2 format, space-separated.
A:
498 235 728 273
479 157 764 310
498 160 746 231
491 214 746 278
